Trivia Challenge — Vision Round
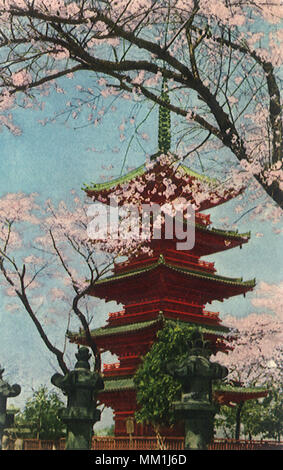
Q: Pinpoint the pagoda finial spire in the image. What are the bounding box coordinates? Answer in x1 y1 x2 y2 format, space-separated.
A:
158 77 171 154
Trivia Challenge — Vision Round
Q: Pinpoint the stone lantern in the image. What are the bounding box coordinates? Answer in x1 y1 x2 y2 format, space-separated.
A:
167 332 228 450
0 366 21 450
51 347 104 450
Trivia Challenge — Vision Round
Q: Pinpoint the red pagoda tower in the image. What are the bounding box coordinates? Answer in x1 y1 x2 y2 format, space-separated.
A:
68 94 264 437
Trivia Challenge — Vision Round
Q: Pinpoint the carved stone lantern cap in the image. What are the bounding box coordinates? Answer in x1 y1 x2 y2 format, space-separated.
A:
74 347 92 370
186 329 212 357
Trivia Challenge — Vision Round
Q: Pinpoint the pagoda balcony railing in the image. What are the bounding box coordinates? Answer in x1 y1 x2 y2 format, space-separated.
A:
114 252 215 274
119 352 140 359
166 248 199 260
166 309 220 323
195 212 211 226
108 310 125 321
125 305 201 316
103 363 120 370
103 354 141 368
107 307 220 327
108 307 200 321
107 308 160 325
203 310 219 319
165 249 215 271
198 260 215 271
107 300 204 323
164 256 216 273
103 362 138 377
126 298 202 310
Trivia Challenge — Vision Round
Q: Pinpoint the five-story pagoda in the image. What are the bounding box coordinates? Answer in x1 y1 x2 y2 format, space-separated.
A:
68 90 257 437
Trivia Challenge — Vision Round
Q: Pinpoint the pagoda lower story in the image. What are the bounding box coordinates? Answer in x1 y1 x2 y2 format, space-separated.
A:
68 218 256 437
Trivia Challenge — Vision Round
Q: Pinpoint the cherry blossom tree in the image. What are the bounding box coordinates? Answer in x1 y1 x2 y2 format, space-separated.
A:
0 191 119 374
0 1 282 208
215 312 283 387
213 312 283 439
251 281 283 320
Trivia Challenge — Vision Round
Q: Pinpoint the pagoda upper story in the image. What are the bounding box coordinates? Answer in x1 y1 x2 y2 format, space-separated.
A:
78 80 255 355
83 156 243 212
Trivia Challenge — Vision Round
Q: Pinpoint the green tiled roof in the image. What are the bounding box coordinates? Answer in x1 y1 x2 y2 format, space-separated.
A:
83 162 217 193
83 164 146 193
94 255 255 288
90 319 159 338
68 317 231 341
67 319 160 342
178 163 217 184
195 223 251 240
102 377 135 392
214 385 269 395
100 378 269 396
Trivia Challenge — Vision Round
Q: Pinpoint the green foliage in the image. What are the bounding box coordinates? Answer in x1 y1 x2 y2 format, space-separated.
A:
215 405 238 439
134 320 202 429
94 425 115 436
256 388 283 442
215 387 283 441
241 400 263 439
215 400 264 439
16 386 65 440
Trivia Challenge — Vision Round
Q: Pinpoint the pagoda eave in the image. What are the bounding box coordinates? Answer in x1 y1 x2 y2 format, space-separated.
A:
89 262 255 304
122 226 250 258
194 225 250 255
68 318 232 358
97 379 137 418
68 319 161 353
214 388 269 406
83 160 244 213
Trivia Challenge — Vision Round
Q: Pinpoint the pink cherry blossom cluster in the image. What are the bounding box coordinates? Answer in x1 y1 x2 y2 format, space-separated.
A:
213 311 283 387
11 70 32 87
251 281 283 320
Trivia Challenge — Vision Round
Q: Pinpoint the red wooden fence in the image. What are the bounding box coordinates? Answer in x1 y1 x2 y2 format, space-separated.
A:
7 437 281 451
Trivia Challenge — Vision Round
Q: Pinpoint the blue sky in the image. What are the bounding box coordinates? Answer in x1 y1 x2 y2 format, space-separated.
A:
0 77 282 429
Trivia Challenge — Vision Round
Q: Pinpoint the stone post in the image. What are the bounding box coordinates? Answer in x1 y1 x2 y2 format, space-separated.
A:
167 333 228 450
0 366 21 450
51 347 104 450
